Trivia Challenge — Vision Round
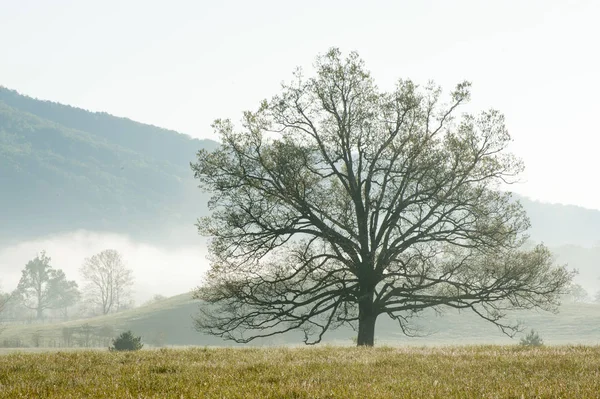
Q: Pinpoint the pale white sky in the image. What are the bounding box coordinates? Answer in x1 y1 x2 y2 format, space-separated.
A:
1 0 599 210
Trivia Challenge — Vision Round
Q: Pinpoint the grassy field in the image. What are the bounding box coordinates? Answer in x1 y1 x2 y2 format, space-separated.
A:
0 293 206 348
1 346 600 398
2 292 600 348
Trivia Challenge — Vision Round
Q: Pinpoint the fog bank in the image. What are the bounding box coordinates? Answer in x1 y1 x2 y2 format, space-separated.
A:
0 230 210 304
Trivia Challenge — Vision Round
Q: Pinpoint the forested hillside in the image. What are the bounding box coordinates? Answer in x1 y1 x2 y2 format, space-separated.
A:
520 197 600 247
1 86 599 248
0 87 216 244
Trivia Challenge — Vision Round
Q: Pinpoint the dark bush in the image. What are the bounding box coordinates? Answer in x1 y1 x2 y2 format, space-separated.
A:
519 329 544 347
109 330 143 351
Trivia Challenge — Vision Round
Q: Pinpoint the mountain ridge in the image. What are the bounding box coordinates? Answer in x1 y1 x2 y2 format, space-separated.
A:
0 86 219 162
0 86 215 244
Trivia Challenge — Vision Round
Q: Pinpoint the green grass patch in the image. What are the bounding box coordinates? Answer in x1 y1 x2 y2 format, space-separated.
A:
3 294 600 348
0 346 599 398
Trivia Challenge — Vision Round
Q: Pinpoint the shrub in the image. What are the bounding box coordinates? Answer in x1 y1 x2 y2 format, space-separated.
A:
109 330 143 351
519 329 544 347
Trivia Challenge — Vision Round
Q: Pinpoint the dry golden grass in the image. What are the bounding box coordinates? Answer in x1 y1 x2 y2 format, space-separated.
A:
1 345 600 398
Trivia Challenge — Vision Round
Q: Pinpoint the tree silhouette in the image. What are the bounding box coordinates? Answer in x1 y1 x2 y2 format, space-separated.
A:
192 48 572 346
16 251 80 320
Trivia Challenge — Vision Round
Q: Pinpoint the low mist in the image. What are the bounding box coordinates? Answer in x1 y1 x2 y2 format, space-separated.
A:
0 230 210 305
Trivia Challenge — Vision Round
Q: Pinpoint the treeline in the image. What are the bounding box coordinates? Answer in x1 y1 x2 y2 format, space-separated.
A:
0 323 167 349
2 324 115 349
0 249 135 323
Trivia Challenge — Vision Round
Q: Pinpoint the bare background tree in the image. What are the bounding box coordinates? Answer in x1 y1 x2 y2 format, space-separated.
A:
191 48 572 346
563 283 589 303
80 249 134 315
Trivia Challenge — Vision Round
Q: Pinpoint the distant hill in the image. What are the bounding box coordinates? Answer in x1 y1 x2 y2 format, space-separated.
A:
1 86 599 248
519 197 600 247
0 87 217 244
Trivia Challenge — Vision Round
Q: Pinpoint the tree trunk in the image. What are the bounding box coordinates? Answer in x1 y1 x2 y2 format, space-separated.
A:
357 295 377 346
36 282 44 320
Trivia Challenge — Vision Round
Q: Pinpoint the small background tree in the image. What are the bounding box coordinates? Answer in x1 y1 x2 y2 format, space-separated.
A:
61 327 75 347
15 251 80 320
519 329 544 347
563 283 589 303
0 290 7 333
80 249 134 315
97 325 115 347
78 323 95 348
109 330 143 351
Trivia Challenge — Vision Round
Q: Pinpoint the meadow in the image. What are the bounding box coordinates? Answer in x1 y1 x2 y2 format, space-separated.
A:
1 345 600 398
2 292 600 349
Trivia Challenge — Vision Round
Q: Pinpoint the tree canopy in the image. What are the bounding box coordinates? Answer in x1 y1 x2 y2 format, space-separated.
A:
15 251 80 319
80 249 134 315
192 48 572 346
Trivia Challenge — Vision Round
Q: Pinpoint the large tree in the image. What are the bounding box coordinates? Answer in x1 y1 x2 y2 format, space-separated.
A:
191 48 572 346
16 251 80 320
80 249 134 315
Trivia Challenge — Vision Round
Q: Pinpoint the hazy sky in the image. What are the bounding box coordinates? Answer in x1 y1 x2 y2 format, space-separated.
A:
1 0 599 210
